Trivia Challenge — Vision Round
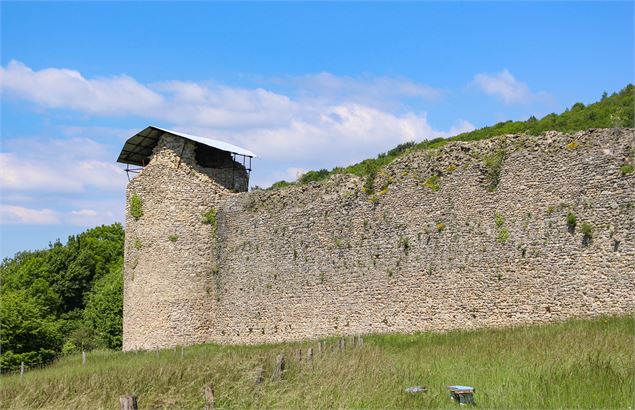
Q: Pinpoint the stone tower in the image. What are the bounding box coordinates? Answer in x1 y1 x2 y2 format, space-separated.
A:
117 126 254 351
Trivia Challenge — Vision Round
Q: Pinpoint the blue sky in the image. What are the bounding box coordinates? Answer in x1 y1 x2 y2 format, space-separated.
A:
1 1 633 258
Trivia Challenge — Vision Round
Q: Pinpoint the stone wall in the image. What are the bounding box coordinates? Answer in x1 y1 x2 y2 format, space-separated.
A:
123 128 635 350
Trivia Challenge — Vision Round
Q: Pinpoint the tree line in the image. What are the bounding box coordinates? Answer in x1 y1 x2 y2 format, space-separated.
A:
1 224 124 371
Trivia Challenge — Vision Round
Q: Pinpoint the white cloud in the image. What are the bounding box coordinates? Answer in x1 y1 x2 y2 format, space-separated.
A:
0 145 125 193
0 205 61 225
472 69 551 105
0 60 164 115
1 60 476 194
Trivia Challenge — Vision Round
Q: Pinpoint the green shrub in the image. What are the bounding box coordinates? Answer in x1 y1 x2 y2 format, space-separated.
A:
399 236 410 254
483 150 506 191
362 162 379 194
168 234 179 242
497 228 510 244
202 208 217 226
620 164 634 175
299 169 330 184
271 180 294 189
129 193 143 219
436 222 446 232
495 212 505 228
423 175 441 192
567 212 577 232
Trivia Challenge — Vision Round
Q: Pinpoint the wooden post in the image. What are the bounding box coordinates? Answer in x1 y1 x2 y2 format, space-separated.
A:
255 367 264 384
204 384 215 410
306 347 313 366
338 338 345 352
181 346 184 359
82 351 86 366
318 341 323 354
119 395 138 410
358 336 364 347
294 348 302 362
20 362 24 377
272 353 285 381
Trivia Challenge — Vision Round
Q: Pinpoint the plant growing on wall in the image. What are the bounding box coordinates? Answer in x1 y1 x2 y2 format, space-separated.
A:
483 149 506 191
168 234 179 242
567 212 577 233
495 212 505 228
620 164 634 175
497 228 510 244
130 193 143 219
423 175 441 192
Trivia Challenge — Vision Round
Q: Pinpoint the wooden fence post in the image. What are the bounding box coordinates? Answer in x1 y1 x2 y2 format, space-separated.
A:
294 349 302 362
255 367 264 384
20 362 24 377
272 353 285 381
82 351 86 366
181 346 184 359
306 347 313 366
318 341 323 354
204 384 215 410
119 395 138 410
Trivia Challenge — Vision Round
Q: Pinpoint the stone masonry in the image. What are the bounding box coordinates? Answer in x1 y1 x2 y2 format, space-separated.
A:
123 128 635 351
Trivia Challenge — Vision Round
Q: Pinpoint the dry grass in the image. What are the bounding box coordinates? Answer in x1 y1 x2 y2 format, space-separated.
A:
1 315 633 409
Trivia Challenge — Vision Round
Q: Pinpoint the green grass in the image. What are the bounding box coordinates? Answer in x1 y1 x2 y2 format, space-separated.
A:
1 316 632 409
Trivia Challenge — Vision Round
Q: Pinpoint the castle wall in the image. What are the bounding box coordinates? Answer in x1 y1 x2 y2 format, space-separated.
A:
211 129 634 344
123 128 635 350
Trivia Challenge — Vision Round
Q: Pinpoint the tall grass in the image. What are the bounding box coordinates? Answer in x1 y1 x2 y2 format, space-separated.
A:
1 315 632 409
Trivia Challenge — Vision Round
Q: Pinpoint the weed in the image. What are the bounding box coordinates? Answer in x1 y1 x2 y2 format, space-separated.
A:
497 228 510 244
567 212 577 233
620 164 634 175
202 208 217 226
130 193 143 220
133 239 142 250
436 222 446 232
168 234 179 242
398 236 410 254
495 212 505 228
423 175 441 192
566 140 579 149
483 149 506 191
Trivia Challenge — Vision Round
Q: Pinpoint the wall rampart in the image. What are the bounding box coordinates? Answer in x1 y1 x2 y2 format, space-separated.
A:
123 128 635 350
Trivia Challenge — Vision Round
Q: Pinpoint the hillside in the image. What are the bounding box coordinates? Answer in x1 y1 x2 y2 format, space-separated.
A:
272 83 634 187
1 316 632 409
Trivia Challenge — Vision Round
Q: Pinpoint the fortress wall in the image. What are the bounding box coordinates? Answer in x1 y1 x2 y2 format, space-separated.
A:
209 129 635 344
123 135 234 351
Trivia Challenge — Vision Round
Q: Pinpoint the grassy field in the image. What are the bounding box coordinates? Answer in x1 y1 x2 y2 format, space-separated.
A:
1 315 633 409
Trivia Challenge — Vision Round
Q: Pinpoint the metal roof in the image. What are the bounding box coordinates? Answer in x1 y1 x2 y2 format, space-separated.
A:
117 126 256 166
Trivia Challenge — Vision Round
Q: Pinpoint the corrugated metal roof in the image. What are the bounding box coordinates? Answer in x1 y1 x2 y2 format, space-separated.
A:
117 125 256 166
